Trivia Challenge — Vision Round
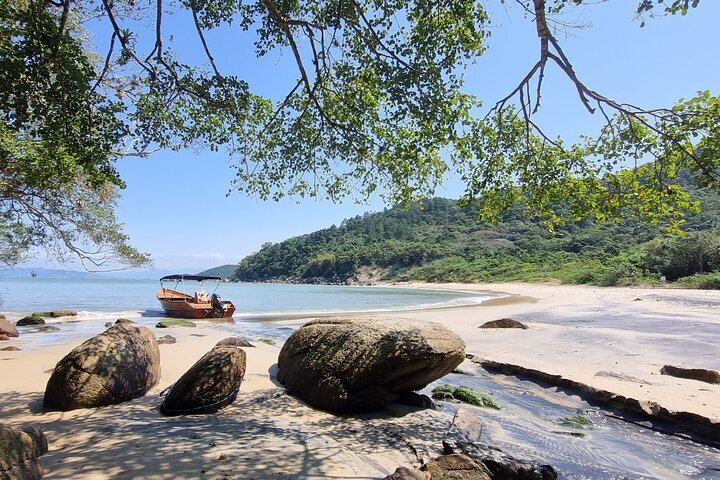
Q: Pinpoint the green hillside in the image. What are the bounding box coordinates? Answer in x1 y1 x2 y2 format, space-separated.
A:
197 264 239 280
232 178 720 288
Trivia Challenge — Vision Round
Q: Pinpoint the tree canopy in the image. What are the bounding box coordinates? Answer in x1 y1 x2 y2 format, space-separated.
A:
0 0 716 268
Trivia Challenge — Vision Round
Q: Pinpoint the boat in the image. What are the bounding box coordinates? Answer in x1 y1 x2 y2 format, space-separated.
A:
156 274 236 319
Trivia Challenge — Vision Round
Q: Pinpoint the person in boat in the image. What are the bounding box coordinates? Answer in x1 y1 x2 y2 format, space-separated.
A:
211 293 224 316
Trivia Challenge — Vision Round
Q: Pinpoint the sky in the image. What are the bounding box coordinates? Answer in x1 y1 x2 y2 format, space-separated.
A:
22 1 720 273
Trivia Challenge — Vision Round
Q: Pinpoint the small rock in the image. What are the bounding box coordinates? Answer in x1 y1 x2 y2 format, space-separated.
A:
395 391 436 409
156 319 196 328
383 466 431 480
157 335 177 345
38 326 60 333
1 346 20 351
116 318 136 325
0 335 9 341
16 315 45 326
479 318 528 330
422 454 492 480
105 322 113 328
660 365 720 384
0 317 19 338
217 453 228 461
216 337 254 348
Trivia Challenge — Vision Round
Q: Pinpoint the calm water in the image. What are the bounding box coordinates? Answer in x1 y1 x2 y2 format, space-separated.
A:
0 278 495 317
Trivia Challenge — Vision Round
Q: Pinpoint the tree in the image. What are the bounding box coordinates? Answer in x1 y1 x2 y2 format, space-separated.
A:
0 0 149 269
1 0 715 271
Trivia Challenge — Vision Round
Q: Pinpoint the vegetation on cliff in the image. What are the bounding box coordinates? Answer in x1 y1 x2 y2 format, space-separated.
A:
232 174 720 287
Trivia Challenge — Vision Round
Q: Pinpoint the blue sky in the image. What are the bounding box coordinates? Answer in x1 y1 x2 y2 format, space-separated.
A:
27 2 720 272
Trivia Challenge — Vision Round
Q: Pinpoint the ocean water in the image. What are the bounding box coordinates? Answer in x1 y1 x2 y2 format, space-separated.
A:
0 278 497 318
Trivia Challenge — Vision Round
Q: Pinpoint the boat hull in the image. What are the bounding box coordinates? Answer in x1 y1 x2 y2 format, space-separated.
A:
156 289 236 319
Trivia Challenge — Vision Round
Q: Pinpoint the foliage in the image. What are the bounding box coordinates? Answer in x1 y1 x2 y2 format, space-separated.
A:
674 272 720 290
3 0 718 263
0 0 149 269
232 176 720 287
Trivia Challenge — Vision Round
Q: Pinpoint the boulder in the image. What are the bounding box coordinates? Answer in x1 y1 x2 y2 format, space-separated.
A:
0 318 19 338
156 319 196 328
660 365 720 384
277 318 466 412
0 424 48 480
422 454 492 480
16 315 44 327
216 337 254 348
479 318 528 330
161 346 246 415
44 324 160 410
157 335 177 345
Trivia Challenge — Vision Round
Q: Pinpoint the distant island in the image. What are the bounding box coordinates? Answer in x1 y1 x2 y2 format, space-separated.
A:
214 173 720 289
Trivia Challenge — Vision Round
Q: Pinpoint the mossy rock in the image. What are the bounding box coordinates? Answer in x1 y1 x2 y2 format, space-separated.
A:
115 318 136 325
34 310 78 318
557 415 594 429
156 320 196 328
257 337 276 345
17 314 45 326
431 384 501 409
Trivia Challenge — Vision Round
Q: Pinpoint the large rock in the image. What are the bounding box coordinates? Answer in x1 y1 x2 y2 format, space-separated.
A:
479 318 528 330
0 425 48 480
423 454 492 480
44 324 160 410
277 318 466 412
216 337 254 348
161 346 246 415
0 318 19 338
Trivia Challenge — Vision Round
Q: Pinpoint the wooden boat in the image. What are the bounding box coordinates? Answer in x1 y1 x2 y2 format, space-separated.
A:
156 274 236 319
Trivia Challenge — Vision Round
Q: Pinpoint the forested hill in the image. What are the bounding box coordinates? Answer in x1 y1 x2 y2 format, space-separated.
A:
232 182 720 288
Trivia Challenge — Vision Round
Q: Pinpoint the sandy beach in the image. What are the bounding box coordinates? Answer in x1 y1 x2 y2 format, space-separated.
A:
1 282 719 478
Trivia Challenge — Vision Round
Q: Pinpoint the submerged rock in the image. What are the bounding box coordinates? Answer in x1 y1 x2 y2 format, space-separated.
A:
161 346 246 415
479 318 528 330
44 324 160 410
0 424 48 480
660 365 720 384
423 454 492 480
156 319 196 328
37 326 60 333
16 315 44 327
0 318 19 338
277 317 465 412
34 310 77 318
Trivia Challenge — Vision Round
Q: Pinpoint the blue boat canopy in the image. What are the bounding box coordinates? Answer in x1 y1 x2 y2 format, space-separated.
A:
160 274 222 282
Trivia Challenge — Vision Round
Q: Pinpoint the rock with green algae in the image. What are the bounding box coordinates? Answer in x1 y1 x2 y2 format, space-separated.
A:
16 314 45 326
156 319 196 328
432 385 501 409
258 337 276 345
557 415 594 429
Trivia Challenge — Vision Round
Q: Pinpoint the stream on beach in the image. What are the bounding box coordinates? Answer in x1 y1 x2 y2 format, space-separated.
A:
2 279 719 479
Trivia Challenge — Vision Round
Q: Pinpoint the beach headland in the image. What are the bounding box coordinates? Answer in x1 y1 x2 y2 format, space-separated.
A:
1 282 719 478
